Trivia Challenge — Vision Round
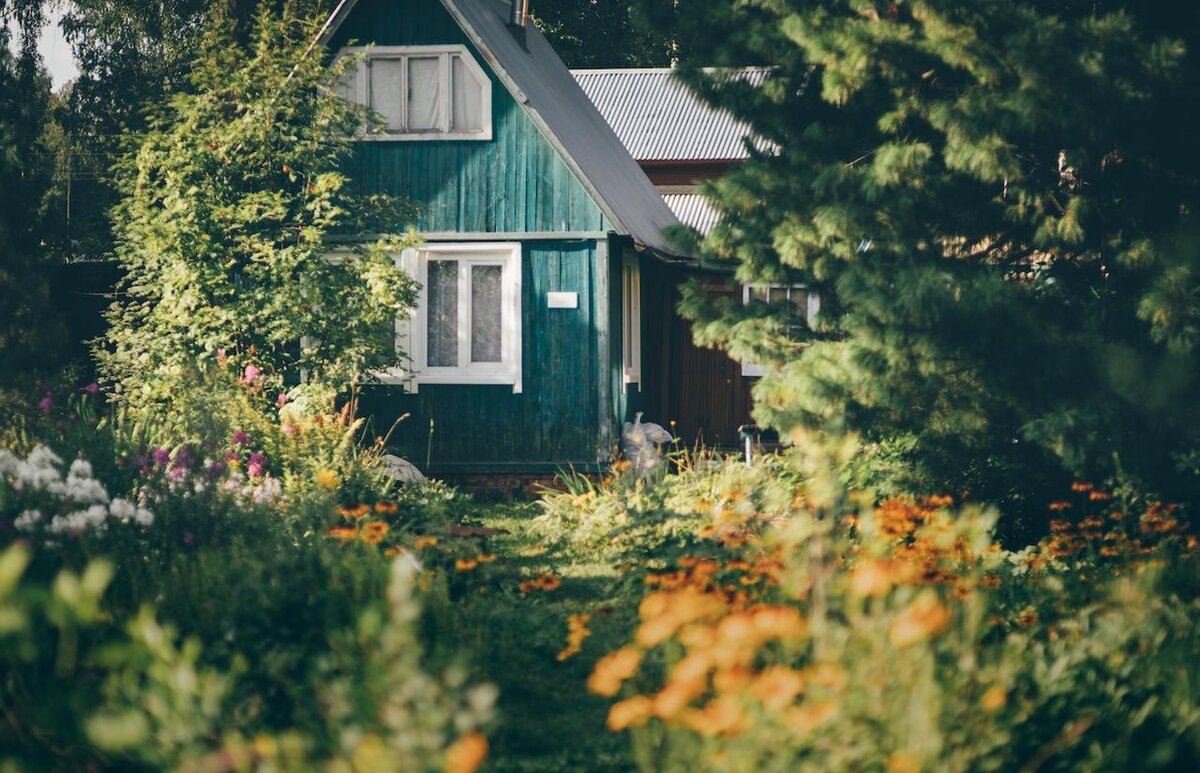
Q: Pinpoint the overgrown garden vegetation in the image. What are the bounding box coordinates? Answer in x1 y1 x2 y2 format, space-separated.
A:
3 0 1200 771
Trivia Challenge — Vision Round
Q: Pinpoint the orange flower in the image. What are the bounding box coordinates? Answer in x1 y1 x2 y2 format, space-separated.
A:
652 681 697 719
587 646 642 697
557 613 592 662
338 503 371 519
539 573 561 591
750 606 807 641
889 592 951 647
606 695 653 731
886 752 921 773
456 558 479 571
476 553 497 563
783 700 837 734
750 666 805 710
414 536 439 549
680 696 746 737
328 526 358 541
361 521 389 545
384 546 402 557
444 732 488 773
374 501 398 514
850 559 893 597
980 684 1007 711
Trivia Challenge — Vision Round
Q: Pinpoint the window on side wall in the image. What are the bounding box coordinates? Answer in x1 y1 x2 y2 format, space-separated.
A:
741 284 819 377
334 45 492 140
622 254 641 387
381 243 522 393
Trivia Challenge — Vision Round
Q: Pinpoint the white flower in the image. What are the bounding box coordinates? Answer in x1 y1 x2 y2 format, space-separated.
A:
134 507 155 527
27 445 62 469
109 498 137 522
14 509 42 531
68 458 93 479
0 448 19 475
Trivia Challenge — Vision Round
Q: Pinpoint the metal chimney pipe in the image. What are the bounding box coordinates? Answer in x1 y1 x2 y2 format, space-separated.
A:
509 0 529 29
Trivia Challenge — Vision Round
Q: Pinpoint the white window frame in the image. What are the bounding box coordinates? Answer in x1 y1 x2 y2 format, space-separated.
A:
379 243 522 393
622 254 641 387
335 45 493 141
741 284 820 377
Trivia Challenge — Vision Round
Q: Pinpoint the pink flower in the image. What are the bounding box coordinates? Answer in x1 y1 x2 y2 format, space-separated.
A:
232 430 251 446
242 365 260 384
247 451 266 478
276 392 289 408
168 466 188 480
83 382 100 396
38 393 53 414
282 423 298 437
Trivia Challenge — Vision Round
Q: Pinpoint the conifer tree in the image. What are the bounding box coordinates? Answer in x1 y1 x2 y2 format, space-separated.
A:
99 1 416 418
644 1 1200 508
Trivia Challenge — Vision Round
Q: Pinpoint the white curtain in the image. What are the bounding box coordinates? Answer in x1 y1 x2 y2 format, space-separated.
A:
368 59 403 131
427 261 459 366
407 57 442 131
470 265 503 363
452 56 483 131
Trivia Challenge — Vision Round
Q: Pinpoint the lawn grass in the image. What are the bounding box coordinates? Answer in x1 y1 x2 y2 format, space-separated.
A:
446 502 638 772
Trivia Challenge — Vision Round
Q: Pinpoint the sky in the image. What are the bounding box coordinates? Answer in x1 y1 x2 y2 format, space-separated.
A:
5 6 79 90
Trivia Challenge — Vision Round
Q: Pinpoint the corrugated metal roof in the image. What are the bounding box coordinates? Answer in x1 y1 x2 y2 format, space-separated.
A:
663 194 721 236
318 0 683 255
571 68 767 163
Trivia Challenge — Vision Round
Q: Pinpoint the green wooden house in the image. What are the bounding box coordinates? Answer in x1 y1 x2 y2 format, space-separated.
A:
319 0 703 478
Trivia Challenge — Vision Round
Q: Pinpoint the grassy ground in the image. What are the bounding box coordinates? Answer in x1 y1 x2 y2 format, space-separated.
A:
444 502 638 772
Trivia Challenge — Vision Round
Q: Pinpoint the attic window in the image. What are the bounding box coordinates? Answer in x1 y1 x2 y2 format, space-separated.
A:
741 284 819 377
335 45 492 140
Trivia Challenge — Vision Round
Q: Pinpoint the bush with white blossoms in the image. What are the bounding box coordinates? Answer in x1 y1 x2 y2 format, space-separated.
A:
1 445 154 540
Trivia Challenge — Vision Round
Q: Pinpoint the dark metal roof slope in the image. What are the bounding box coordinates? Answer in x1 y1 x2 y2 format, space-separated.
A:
572 68 767 163
318 0 682 255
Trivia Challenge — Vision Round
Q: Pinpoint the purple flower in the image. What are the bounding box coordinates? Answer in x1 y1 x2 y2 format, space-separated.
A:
83 382 100 396
276 392 289 408
242 365 260 384
38 393 53 414
174 446 193 469
183 531 195 548
247 451 266 478
151 447 171 466
232 430 251 446
205 460 227 479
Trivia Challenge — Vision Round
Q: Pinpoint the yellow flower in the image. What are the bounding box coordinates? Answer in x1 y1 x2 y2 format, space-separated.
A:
588 646 642 697
980 684 1008 712
889 592 951 648
314 468 340 490
606 695 653 731
444 732 488 773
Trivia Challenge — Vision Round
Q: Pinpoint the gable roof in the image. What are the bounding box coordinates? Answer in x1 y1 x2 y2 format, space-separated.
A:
572 68 768 163
318 0 682 255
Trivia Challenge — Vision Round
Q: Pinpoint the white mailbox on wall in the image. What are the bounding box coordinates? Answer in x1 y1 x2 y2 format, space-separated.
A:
547 291 578 309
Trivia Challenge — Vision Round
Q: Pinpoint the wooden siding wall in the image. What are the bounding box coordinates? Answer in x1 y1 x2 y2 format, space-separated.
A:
639 260 755 449
331 0 610 234
359 240 610 470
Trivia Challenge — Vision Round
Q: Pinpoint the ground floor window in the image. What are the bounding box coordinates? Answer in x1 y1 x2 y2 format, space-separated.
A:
741 284 819 377
622 254 641 387
385 243 522 392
